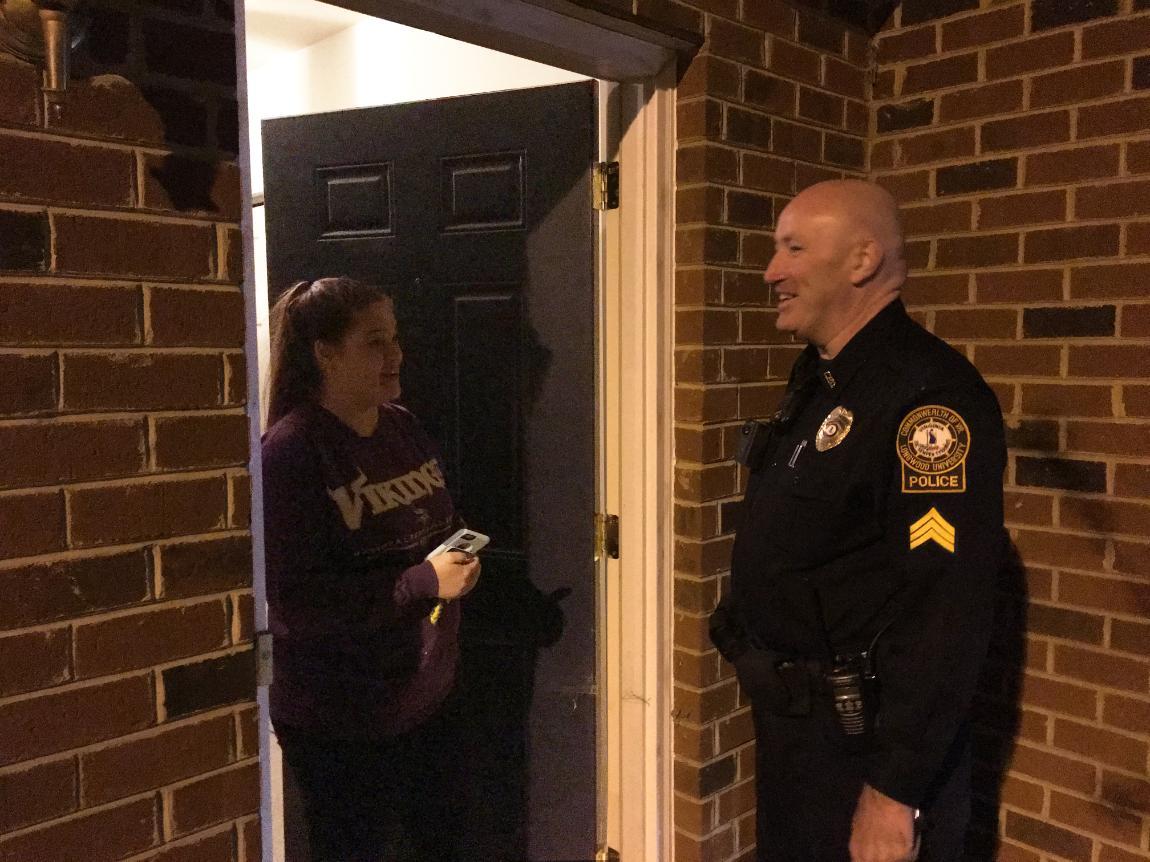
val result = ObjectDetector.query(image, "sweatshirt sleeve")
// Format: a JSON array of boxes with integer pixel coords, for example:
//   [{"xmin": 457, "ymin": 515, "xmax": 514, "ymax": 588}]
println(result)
[
  {"xmin": 262, "ymin": 423, "xmax": 439, "ymax": 644},
  {"xmin": 864, "ymin": 382, "xmax": 1007, "ymax": 807}
]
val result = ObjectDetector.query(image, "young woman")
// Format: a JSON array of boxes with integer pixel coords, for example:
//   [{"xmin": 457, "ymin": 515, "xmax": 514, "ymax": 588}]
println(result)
[{"xmin": 262, "ymin": 276, "xmax": 481, "ymax": 861}]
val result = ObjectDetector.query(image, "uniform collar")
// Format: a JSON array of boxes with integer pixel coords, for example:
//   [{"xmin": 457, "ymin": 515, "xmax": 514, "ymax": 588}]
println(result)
[{"xmin": 816, "ymin": 298, "xmax": 908, "ymax": 397}]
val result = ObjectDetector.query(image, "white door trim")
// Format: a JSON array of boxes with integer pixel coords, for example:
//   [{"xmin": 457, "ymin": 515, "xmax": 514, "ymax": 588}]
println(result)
[{"xmin": 235, "ymin": 5, "xmax": 679, "ymax": 860}]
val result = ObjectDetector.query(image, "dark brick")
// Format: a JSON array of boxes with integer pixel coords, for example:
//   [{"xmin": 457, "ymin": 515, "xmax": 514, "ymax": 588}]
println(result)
[
  {"xmin": 1031, "ymin": 0, "xmax": 1119, "ymax": 32},
  {"xmin": 0, "ymin": 549, "xmax": 150, "ymax": 628},
  {"xmin": 0, "ymin": 491, "xmax": 65, "ymax": 561},
  {"xmin": 217, "ymin": 98, "xmax": 240, "ymax": 155},
  {"xmin": 160, "ymin": 535, "xmax": 253, "ymax": 599},
  {"xmin": 725, "ymin": 106, "xmax": 772, "ymax": 150},
  {"xmin": 0, "ymin": 627, "xmax": 71, "ymax": 698},
  {"xmin": 0, "ymin": 284, "xmax": 141, "ymax": 346},
  {"xmin": 698, "ymin": 755, "xmax": 738, "ymax": 796},
  {"xmin": 796, "ymin": 10, "xmax": 844, "ymax": 54},
  {"xmin": 1024, "ymin": 224, "xmax": 1119, "ymax": 263},
  {"xmin": 1015, "ymin": 457, "xmax": 1107, "ymax": 493},
  {"xmin": 877, "ymin": 25, "xmax": 936, "ymax": 64},
  {"xmin": 1028, "ymin": 604, "xmax": 1104, "ymax": 645},
  {"xmin": 1135, "ymin": 57, "xmax": 1150, "ymax": 91},
  {"xmin": 1023, "ymin": 305, "xmax": 1116, "ymax": 338},
  {"xmin": 771, "ymin": 119, "xmax": 821, "ymax": 160},
  {"xmin": 144, "ymin": 20, "xmax": 236, "ymax": 86},
  {"xmin": 0, "ymin": 353, "xmax": 57, "ymax": 415},
  {"xmin": 80, "ymin": 7, "xmax": 131, "ymax": 67},
  {"xmin": 744, "ymin": 71, "xmax": 796, "ymax": 115},
  {"xmin": 0, "ymin": 210, "xmax": 49, "ymax": 271},
  {"xmin": 0, "ymin": 758, "xmax": 77, "ymax": 833},
  {"xmin": 726, "ymin": 191, "xmax": 773, "ymax": 228},
  {"xmin": 162, "ymin": 649, "xmax": 256, "ymax": 718},
  {"xmin": 142, "ymin": 86, "xmax": 209, "ymax": 148},
  {"xmin": 936, "ymin": 159, "xmax": 1017, "ymax": 196},
  {"xmin": 1005, "ymin": 420, "xmax": 1059, "ymax": 451},
  {"xmin": 0, "ymin": 55, "xmax": 39, "ymax": 126},
  {"xmin": 798, "ymin": 87, "xmax": 843, "ymax": 127},
  {"xmin": 900, "ymin": 0, "xmax": 978, "ymax": 25},
  {"xmin": 143, "ymin": 155, "xmax": 242, "ymax": 219},
  {"xmin": 877, "ymin": 100, "xmax": 934, "ymax": 134},
  {"xmin": 1005, "ymin": 812, "xmax": 1093, "ymax": 862},
  {"xmin": 902, "ymin": 53, "xmax": 979, "ymax": 96},
  {"xmin": 824, "ymin": 133, "xmax": 865, "ymax": 170}
]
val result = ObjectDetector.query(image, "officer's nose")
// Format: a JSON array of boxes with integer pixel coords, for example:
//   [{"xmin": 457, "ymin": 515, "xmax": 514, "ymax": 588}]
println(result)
[{"xmin": 764, "ymin": 252, "xmax": 786, "ymax": 289}]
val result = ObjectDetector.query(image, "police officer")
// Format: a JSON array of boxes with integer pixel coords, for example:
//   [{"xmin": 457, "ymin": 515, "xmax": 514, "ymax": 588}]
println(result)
[{"xmin": 710, "ymin": 180, "xmax": 1006, "ymax": 862}]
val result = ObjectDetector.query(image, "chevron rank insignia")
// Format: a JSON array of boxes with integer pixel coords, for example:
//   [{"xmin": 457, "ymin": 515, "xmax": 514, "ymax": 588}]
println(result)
[{"xmin": 909, "ymin": 508, "xmax": 956, "ymax": 553}]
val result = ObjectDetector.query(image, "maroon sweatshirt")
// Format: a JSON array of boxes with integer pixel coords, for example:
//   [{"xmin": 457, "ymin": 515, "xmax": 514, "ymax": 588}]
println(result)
[{"xmin": 262, "ymin": 401, "xmax": 461, "ymax": 738}]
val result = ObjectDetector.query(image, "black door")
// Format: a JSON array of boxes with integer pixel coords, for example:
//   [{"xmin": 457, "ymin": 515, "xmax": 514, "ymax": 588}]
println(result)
[{"xmin": 263, "ymin": 81, "xmax": 598, "ymax": 861}]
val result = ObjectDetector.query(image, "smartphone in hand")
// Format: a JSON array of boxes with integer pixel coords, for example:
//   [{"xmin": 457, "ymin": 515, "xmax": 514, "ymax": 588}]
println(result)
[{"xmin": 426, "ymin": 528, "xmax": 489, "ymax": 560}]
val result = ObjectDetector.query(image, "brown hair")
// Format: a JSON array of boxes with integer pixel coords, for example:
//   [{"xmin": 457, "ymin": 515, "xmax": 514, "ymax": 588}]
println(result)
[{"xmin": 265, "ymin": 276, "xmax": 391, "ymax": 426}]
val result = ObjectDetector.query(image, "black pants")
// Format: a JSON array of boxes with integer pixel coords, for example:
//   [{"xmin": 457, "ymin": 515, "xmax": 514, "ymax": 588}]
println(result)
[
  {"xmin": 277, "ymin": 703, "xmax": 463, "ymax": 862},
  {"xmin": 752, "ymin": 701, "xmax": 971, "ymax": 862}
]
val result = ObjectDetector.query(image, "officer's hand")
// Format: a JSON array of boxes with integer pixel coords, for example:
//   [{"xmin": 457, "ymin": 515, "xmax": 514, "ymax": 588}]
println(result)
[{"xmin": 849, "ymin": 784, "xmax": 917, "ymax": 862}]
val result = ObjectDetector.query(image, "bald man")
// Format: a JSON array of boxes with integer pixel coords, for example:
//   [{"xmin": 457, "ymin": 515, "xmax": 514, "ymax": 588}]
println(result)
[{"xmin": 710, "ymin": 181, "xmax": 1006, "ymax": 862}]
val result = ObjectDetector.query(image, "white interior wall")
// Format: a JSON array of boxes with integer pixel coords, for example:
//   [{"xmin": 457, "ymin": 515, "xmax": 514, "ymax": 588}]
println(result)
[{"xmin": 246, "ymin": 7, "xmax": 589, "ymax": 422}]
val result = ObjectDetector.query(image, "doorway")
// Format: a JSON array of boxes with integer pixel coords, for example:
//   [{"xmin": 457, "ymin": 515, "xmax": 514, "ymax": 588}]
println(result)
[{"xmin": 237, "ymin": 2, "xmax": 681, "ymax": 859}]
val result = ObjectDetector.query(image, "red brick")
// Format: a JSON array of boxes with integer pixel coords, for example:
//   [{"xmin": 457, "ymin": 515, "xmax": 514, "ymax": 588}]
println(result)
[
  {"xmin": 0, "ymin": 758, "xmax": 77, "ymax": 833},
  {"xmin": 0, "ymin": 490, "xmax": 65, "ymax": 560},
  {"xmin": 1031, "ymin": 61, "xmax": 1125, "ymax": 110},
  {"xmin": 154, "ymin": 413, "xmax": 249, "ymax": 470},
  {"xmin": 675, "ymin": 268, "xmax": 723, "ymax": 306},
  {"xmin": 1115, "ymin": 463, "xmax": 1150, "ymax": 498},
  {"xmin": 225, "ymin": 352, "xmax": 246, "ymax": 406},
  {"xmin": 1122, "ymin": 304, "xmax": 1150, "ymax": 337},
  {"xmin": 677, "ymin": 98, "xmax": 723, "ymax": 142},
  {"xmin": 69, "ymin": 476, "xmax": 228, "ymax": 548},
  {"xmin": 1022, "ymin": 383, "xmax": 1111, "ymax": 417},
  {"xmin": 148, "ymin": 287, "xmax": 245, "ymax": 347},
  {"xmin": 1099, "ymin": 844, "xmax": 1150, "ymax": 862},
  {"xmin": 0, "ymin": 419, "xmax": 146, "ymax": 489},
  {"xmin": 877, "ymin": 24, "xmax": 937, "ymax": 64},
  {"xmin": 1060, "ymin": 569, "xmax": 1150, "ymax": 616},
  {"xmin": 54, "ymin": 75, "xmax": 169, "ymax": 144},
  {"xmin": 1052, "ymin": 719, "xmax": 1149, "ymax": 773},
  {"xmin": 678, "ymin": 144, "xmax": 739, "ymax": 185},
  {"xmin": 824, "ymin": 58, "xmax": 865, "ymax": 101},
  {"xmin": 0, "ymin": 283, "xmax": 141, "ymax": 346},
  {"xmin": 1066, "ymin": 421, "xmax": 1150, "ymax": 456},
  {"xmin": 62, "ymin": 352, "xmax": 221, "ymax": 411},
  {"xmin": 1055, "ymin": 644, "xmax": 1150, "ymax": 694},
  {"xmin": 975, "ymin": 269, "xmax": 1063, "ymax": 304},
  {"xmin": 677, "ymin": 308, "xmax": 740, "ymax": 344},
  {"xmin": 1126, "ymin": 385, "xmax": 1150, "ymax": 418},
  {"xmin": 679, "ymin": 55, "xmax": 741, "ymax": 100},
  {"xmin": 54, "ymin": 215, "xmax": 216, "ymax": 280},
  {"xmin": 999, "ymin": 775, "xmax": 1045, "ymax": 813},
  {"xmin": 80, "ymin": 715, "xmax": 233, "ymax": 806},
  {"xmin": 1130, "ymin": 140, "xmax": 1150, "ymax": 175},
  {"xmin": 874, "ymin": 170, "xmax": 930, "ymax": 204},
  {"xmin": 723, "ymin": 270, "xmax": 769, "ymax": 306},
  {"xmin": 978, "ymin": 191, "xmax": 1066, "ymax": 229},
  {"xmin": 1076, "ymin": 179, "xmax": 1150, "ymax": 220},
  {"xmin": 743, "ymin": 70, "xmax": 796, "ymax": 117},
  {"xmin": 0, "ymin": 352, "xmax": 57, "ymax": 415},
  {"xmin": 1128, "ymin": 221, "xmax": 1150, "ymax": 255},
  {"xmin": 237, "ymin": 705, "xmax": 259, "ymax": 758},
  {"xmin": 0, "ymin": 627, "xmax": 71, "ymax": 699},
  {"xmin": 941, "ymin": 5, "xmax": 1024, "ymax": 50},
  {"xmin": 1082, "ymin": 14, "xmax": 1150, "ymax": 59},
  {"xmin": 0, "ymin": 796, "xmax": 159, "ymax": 862},
  {"xmin": 1008, "ymin": 742, "xmax": 1098, "ymax": 795},
  {"xmin": 75, "ymin": 599, "xmax": 229, "ymax": 679},
  {"xmin": 986, "ymin": 32, "xmax": 1075, "ymax": 79},
  {"xmin": 220, "ymin": 225, "xmax": 244, "ymax": 284},
  {"xmin": 0, "ymin": 55, "xmax": 39, "ymax": 126},
  {"xmin": 1004, "ymin": 491, "xmax": 1054, "ymax": 527},
  {"xmin": 770, "ymin": 118, "xmax": 821, "ymax": 161},
  {"xmin": 230, "ymin": 473, "xmax": 251, "ymax": 529},
  {"xmin": 1004, "ymin": 811, "xmax": 1093, "ymax": 862},
  {"xmin": 936, "ymin": 234, "xmax": 1020, "ymax": 269},
  {"xmin": 1014, "ymin": 530, "xmax": 1108, "ymax": 571},
  {"xmin": 1027, "ymin": 144, "xmax": 1120, "ymax": 185},
  {"xmin": 797, "ymin": 87, "xmax": 843, "ymax": 128},
  {"xmin": 940, "ymin": 81, "xmax": 1023, "ymax": 122},
  {"xmin": 143, "ymin": 829, "xmax": 236, "ymax": 862},
  {"xmin": 741, "ymin": 1, "xmax": 795, "ymax": 37},
  {"xmin": 769, "ymin": 38, "xmax": 819, "ymax": 84},
  {"xmin": 1079, "ymin": 95, "xmax": 1150, "ymax": 139},
  {"xmin": 901, "ymin": 273, "xmax": 969, "ymax": 306},
  {"xmin": 1024, "ymin": 225, "xmax": 1120, "ymax": 263},
  {"xmin": 708, "ymin": 18, "xmax": 764, "ymax": 66},
  {"xmin": 1102, "ymin": 694, "xmax": 1150, "ymax": 735},
  {"xmin": 1100, "ymin": 771, "xmax": 1150, "ymax": 821},
  {"xmin": 1022, "ymin": 673, "xmax": 1098, "ymax": 719},
  {"xmin": 975, "ymin": 344, "xmax": 1060, "ymax": 377},
  {"xmin": 169, "ymin": 761, "xmax": 261, "ymax": 836},
  {"xmin": 983, "ymin": 111, "xmax": 1072, "ymax": 153},
  {"xmin": 676, "ymin": 386, "xmax": 740, "ymax": 423},
  {"xmin": 0, "ymin": 134, "xmax": 133, "ymax": 209},
  {"xmin": 635, "ymin": 0, "xmax": 703, "ymax": 32},
  {"xmin": 902, "ymin": 52, "xmax": 979, "ymax": 96},
  {"xmin": 1067, "ymin": 344, "xmax": 1150, "ymax": 378},
  {"xmin": 240, "ymin": 815, "xmax": 261, "ymax": 862},
  {"xmin": 0, "ymin": 674, "xmax": 154, "ymax": 766},
  {"xmin": 897, "ymin": 126, "xmax": 976, "ymax": 167}
]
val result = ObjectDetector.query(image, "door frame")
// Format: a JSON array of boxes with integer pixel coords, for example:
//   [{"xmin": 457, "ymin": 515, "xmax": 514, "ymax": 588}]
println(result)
[{"xmin": 234, "ymin": 4, "xmax": 680, "ymax": 859}]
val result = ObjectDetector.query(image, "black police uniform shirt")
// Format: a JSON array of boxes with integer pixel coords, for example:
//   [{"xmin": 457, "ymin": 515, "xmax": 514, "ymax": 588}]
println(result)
[{"xmin": 727, "ymin": 298, "xmax": 1007, "ymax": 809}]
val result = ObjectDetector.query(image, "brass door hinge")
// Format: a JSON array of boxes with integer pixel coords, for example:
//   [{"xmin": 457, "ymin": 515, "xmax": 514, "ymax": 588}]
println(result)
[
  {"xmin": 596, "ymin": 847, "xmax": 620, "ymax": 862},
  {"xmin": 593, "ymin": 161, "xmax": 620, "ymax": 210},
  {"xmin": 595, "ymin": 513, "xmax": 620, "ymax": 560}
]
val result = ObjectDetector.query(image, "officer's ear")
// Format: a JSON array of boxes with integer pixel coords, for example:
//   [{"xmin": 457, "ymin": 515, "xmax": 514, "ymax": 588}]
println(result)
[{"xmin": 849, "ymin": 237, "xmax": 883, "ymax": 287}]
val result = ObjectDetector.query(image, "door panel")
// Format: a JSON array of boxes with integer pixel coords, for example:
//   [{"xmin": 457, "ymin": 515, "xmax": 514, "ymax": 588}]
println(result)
[{"xmin": 264, "ymin": 81, "xmax": 598, "ymax": 861}]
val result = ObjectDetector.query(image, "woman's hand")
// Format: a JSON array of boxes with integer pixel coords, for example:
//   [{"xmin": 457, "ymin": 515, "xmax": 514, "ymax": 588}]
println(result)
[{"xmin": 430, "ymin": 551, "xmax": 481, "ymax": 600}]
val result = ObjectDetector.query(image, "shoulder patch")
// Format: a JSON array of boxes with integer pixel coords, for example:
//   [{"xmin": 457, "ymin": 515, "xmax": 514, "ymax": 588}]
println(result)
[{"xmin": 897, "ymin": 404, "xmax": 970, "ymax": 494}]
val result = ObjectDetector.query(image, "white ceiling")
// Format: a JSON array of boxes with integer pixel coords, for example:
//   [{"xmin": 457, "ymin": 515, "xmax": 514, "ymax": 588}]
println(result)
[{"xmin": 244, "ymin": 0, "xmax": 368, "ymax": 69}]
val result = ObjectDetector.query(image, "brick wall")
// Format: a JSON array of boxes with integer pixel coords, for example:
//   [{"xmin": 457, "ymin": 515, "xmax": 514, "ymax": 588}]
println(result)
[
  {"xmin": 667, "ymin": 3, "xmax": 870, "ymax": 860},
  {"xmin": 0, "ymin": 1, "xmax": 258, "ymax": 859},
  {"xmin": 872, "ymin": 1, "xmax": 1150, "ymax": 860}
]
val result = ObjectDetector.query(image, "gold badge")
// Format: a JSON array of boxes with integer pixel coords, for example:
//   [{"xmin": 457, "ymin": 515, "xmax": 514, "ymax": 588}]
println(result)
[
  {"xmin": 816, "ymin": 406, "xmax": 854, "ymax": 452},
  {"xmin": 897, "ymin": 405, "xmax": 970, "ymax": 493},
  {"xmin": 910, "ymin": 508, "xmax": 956, "ymax": 553}
]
